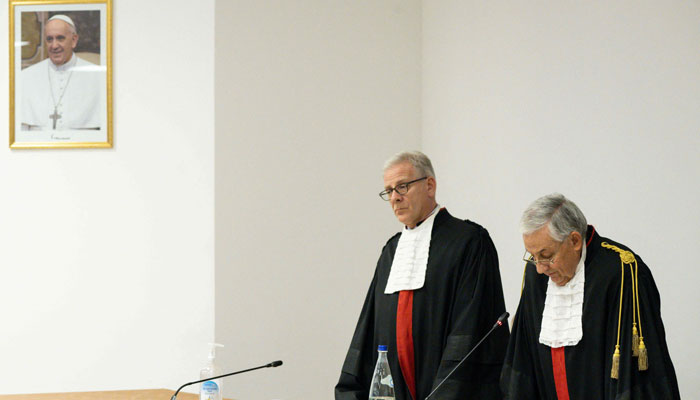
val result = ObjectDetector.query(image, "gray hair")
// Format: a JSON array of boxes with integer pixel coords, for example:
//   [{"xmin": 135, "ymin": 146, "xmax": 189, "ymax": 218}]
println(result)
[
  {"xmin": 383, "ymin": 151, "xmax": 435, "ymax": 178},
  {"xmin": 520, "ymin": 193, "xmax": 587, "ymax": 241}
]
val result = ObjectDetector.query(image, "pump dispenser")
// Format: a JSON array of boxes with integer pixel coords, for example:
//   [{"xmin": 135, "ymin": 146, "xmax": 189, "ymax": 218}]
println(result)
[{"xmin": 200, "ymin": 343, "xmax": 224, "ymax": 400}]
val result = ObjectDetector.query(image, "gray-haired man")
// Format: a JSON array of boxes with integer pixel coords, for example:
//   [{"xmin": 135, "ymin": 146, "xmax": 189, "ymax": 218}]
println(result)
[
  {"xmin": 336, "ymin": 151, "xmax": 509, "ymax": 400},
  {"xmin": 501, "ymin": 193, "xmax": 680, "ymax": 399}
]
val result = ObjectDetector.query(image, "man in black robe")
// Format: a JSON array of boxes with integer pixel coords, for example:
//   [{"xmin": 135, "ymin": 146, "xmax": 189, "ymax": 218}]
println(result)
[
  {"xmin": 501, "ymin": 193, "xmax": 680, "ymax": 399},
  {"xmin": 335, "ymin": 151, "xmax": 509, "ymax": 400}
]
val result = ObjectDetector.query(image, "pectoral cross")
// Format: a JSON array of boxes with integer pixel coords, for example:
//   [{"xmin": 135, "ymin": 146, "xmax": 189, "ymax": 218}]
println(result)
[{"xmin": 49, "ymin": 107, "xmax": 62, "ymax": 130}]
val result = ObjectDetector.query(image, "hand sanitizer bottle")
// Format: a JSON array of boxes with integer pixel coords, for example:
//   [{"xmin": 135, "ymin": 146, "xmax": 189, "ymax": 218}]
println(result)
[{"xmin": 200, "ymin": 343, "xmax": 224, "ymax": 400}]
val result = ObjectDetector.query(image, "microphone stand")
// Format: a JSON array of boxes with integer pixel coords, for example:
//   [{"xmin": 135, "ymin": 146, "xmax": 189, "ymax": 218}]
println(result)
[
  {"xmin": 424, "ymin": 312, "xmax": 509, "ymax": 400},
  {"xmin": 171, "ymin": 360, "xmax": 283, "ymax": 400}
]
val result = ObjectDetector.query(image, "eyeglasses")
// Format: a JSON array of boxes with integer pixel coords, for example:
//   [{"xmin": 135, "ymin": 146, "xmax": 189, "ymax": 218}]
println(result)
[
  {"xmin": 522, "ymin": 241, "xmax": 564, "ymax": 267},
  {"xmin": 379, "ymin": 177, "xmax": 427, "ymax": 201}
]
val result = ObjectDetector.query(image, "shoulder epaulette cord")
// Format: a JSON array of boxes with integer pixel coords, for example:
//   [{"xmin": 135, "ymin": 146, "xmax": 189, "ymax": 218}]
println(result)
[
  {"xmin": 520, "ymin": 261, "xmax": 528, "ymax": 295},
  {"xmin": 601, "ymin": 242, "xmax": 648, "ymax": 379}
]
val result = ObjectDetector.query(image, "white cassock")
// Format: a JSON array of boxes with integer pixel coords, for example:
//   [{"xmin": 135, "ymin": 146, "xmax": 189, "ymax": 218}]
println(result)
[{"xmin": 20, "ymin": 54, "xmax": 102, "ymax": 130}]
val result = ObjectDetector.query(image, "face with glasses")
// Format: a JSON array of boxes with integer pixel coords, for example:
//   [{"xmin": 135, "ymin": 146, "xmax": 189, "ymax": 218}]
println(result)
[
  {"xmin": 381, "ymin": 162, "xmax": 436, "ymax": 228},
  {"xmin": 522, "ymin": 225, "xmax": 583, "ymax": 286}
]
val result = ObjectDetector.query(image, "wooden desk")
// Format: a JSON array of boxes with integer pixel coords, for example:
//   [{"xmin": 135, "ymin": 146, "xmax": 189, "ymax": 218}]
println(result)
[{"xmin": 0, "ymin": 389, "xmax": 232, "ymax": 400}]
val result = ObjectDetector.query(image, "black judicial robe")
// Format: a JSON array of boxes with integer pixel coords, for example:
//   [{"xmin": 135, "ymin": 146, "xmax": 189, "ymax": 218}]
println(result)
[
  {"xmin": 500, "ymin": 226, "xmax": 680, "ymax": 399},
  {"xmin": 336, "ymin": 209, "xmax": 509, "ymax": 400}
]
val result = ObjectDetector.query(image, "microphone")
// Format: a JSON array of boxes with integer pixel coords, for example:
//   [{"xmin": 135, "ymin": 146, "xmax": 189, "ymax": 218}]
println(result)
[
  {"xmin": 424, "ymin": 312, "xmax": 509, "ymax": 400},
  {"xmin": 171, "ymin": 360, "xmax": 283, "ymax": 400}
]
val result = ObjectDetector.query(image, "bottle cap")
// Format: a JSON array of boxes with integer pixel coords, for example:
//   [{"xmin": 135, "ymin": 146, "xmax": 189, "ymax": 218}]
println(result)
[{"xmin": 377, "ymin": 345, "xmax": 388, "ymax": 351}]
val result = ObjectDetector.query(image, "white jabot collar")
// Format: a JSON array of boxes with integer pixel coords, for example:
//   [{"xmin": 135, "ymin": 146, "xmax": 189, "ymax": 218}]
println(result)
[
  {"xmin": 384, "ymin": 205, "xmax": 440, "ymax": 294},
  {"xmin": 539, "ymin": 243, "xmax": 586, "ymax": 348}
]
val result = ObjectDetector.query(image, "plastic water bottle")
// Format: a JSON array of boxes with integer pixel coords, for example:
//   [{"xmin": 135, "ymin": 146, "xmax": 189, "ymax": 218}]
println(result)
[{"xmin": 369, "ymin": 345, "xmax": 395, "ymax": 400}]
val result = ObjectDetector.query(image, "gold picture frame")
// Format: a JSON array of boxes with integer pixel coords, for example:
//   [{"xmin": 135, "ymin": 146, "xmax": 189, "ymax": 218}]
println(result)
[{"xmin": 9, "ymin": 0, "xmax": 112, "ymax": 149}]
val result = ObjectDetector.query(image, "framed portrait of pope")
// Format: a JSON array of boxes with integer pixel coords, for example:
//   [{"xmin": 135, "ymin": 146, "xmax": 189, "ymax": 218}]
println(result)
[{"xmin": 10, "ymin": 0, "xmax": 112, "ymax": 149}]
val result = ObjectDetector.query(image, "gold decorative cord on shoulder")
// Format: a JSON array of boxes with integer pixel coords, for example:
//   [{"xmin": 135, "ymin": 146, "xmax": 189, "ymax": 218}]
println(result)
[
  {"xmin": 520, "ymin": 261, "xmax": 528, "ymax": 295},
  {"xmin": 601, "ymin": 242, "xmax": 648, "ymax": 380}
]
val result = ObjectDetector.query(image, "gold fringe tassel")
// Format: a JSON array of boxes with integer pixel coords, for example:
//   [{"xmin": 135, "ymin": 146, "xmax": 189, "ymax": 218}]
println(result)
[
  {"xmin": 630, "ymin": 263, "xmax": 640, "ymax": 357},
  {"xmin": 611, "ymin": 345, "xmax": 621, "ymax": 379},
  {"xmin": 638, "ymin": 337, "xmax": 648, "ymax": 371},
  {"xmin": 633, "ymin": 260, "xmax": 648, "ymax": 370}
]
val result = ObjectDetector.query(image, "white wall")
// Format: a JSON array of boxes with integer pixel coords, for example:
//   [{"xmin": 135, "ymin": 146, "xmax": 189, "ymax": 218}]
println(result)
[
  {"xmin": 423, "ymin": 1, "xmax": 700, "ymax": 398},
  {"xmin": 214, "ymin": 1, "xmax": 421, "ymax": 399},
  {"xmin": 0, "ymin": 0, "xmax": 215, "ymax": 394},
  {"xmin": 3, "ymin": 1, "xmax": 696, "ymax": 397}
]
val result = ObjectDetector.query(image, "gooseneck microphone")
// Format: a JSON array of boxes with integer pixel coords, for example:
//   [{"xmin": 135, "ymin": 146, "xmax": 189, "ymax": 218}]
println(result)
[
  {"xmin": 171, "ymin": 360, "xmax": 283, "ymax": 400},
  {"xmin": 424, "ymin": 312, "xmax": 509, "ymax": 400}
]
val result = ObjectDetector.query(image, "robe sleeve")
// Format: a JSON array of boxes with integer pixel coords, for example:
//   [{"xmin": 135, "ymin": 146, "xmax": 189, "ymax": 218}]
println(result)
[
  {"xmin": 500, "ymin": 266, "xmax": 545, "ymax": 399},
  {"xmin": 335, "ymin": 269, "xmax": 378, "ymax": 400},
  {"xmin": 429, "ymin": 227, "xmax": 509, "ymax": 398},
  {"xmin": 609, "ymin": 258, "xmax": 680, "ymax": 399}
]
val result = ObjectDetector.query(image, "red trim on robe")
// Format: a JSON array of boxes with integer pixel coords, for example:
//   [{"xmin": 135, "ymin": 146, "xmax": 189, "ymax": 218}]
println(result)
[
  {"xmin": 551, "ymin": 347, "xmax": 570, "ymax": 400},
  {"xmin": 396, "ymin": 290, "xmax": 416, "ymax": 400},
  {"xmin": 587, "ymin": 226, "xmax": 595, "ymax": 246}
]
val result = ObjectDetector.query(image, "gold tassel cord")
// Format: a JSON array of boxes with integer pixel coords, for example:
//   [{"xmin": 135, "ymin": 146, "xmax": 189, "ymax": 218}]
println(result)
[
  {"xmin": 602, "ymin": 242, "xmax": 638, "ymax": 379},
  {"xmin": 601, "ymin": 243, "xmax": 650, "ymax": 373},
  {"xmin": 638, "ymin": 337, "xmax": 648, "ymax": 371},
  {"xmin": 520, "ymin": 261, "xmax": 528, "ymax": 295},
  {"xmin": 611, "ymin": 345, "xmax": 621, "ymax": 380},
  {"xmin": 611, "ymin": 255, "xmax": 624, "ymax": 379},
  {"xmin": 634, "ymin": 259, "xmax": 648, "ymax": 371},
  {"xmin": 630, "ymin": 263, "xmax": 639, "ymax": 357},
  {"xmin": 514, "ymin": 261, "xmax": 528, "ymax": 330}
]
